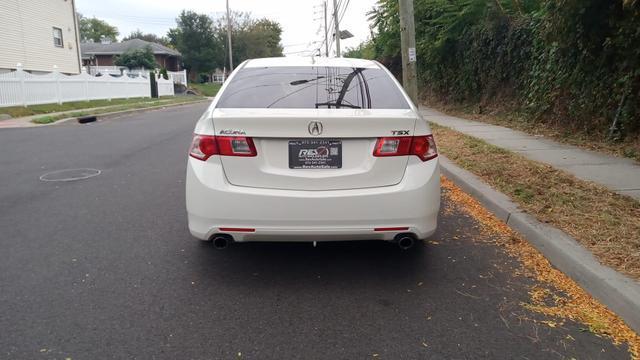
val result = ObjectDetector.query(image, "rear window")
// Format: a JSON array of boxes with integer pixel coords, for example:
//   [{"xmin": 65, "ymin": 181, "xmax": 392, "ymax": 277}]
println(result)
[{"xmin": 215, "ymin": 66, "xmax": 410, "ymax": 109}]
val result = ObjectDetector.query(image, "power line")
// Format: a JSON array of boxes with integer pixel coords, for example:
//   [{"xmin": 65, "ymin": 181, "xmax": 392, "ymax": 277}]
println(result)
[
  {"xmin": 301, "ymin": 1, "xmax": 331, "ymax": 57},
  {"xmin": 326, "ymin": 0, "xmax": 352, "ymax": 56},
  {"xmin": 282, "ymin": 42, "xmax": 310, "ymax": 48},
  {"xmin": 329, "ymin": 0, "xmax": 342, "ymax": 54},
  {"xmin": 308, "ymin": 0, "xmax": 348, "ymax": 57},
  {"xmin": 338, "ymin": 0, "xmax": 351, "ymax": 25},
  {"xmin": 283, "ymin": 49, "xmax": 316, "ymax": 55}
]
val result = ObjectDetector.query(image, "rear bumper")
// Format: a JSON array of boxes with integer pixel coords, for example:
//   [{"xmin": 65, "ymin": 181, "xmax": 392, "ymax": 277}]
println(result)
[{"xmin": 185, "ymin": 156, "xmax": 440, "ymax": 242}]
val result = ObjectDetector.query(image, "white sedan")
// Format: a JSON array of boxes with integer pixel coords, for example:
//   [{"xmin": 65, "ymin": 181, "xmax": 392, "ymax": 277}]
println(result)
[{"xmin": 186, "ymin": 57, "xmax": 440, "ymax": 249}]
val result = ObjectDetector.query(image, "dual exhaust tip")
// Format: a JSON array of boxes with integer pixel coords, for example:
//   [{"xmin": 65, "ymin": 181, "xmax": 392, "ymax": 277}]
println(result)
[
  {"xmin": 212, "ymin": 235, "xmax": 233, "ymax": 249},
  {"xmin": 395, "ymin": 234, "xmax": 416, "ymax": 250},
  {"xmin": 210, "ymin": 233, "xmax": 417, "ymax": 250}
]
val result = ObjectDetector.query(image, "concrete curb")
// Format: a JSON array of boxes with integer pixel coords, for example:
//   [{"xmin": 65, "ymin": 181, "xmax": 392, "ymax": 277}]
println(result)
[
  {"xmin": 50, "ymin": 99, "xmax": 210, "ymax": 127},
  {"xmin": 439, "ymin": 155, "xmax": 640, "ymax": 333}
]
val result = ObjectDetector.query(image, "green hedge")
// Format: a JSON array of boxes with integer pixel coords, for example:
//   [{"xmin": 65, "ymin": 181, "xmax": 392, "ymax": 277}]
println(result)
[{"xmin": 351, "ymin": 0, "xmax": 640, "ymax": 137}]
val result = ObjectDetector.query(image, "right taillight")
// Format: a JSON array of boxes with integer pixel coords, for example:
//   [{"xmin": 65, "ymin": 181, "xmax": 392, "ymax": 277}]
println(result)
[
  {"xmin": 410, "ymin": 135, "xmax": 438, "ymax": 161},
  {"xmin": 373, "ymin": 135, "xmax": 437, "ymax": 162},
  {"xmin": 189, "ymin": 134, "xmax": 257, "ymax": 161}
]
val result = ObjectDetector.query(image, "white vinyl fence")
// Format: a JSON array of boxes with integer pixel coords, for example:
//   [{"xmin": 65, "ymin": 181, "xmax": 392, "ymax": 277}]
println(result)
[
  {"xmin": 167, "ymin": 70, "xmax": 188, "ymax": 86},
  {"xmin": 87, "ymin": 67, "xmax": 187, "ymax": 86},
  {"xmin": 86, "ymin": 66, "xmax": 126, "ymax": 76},
  {"xmin": 157, "ymin": 76, "xmax": 175, "ymax": 96},
  {"xmin": 0, "ymin": 64, "xmax": 174, "ymax": 108}
]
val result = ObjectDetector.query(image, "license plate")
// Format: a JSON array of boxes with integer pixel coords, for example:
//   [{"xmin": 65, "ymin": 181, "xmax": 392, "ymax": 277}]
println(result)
[{"xmin": 289, "ymin": 139, "xmax": 342, "ymax": 169}]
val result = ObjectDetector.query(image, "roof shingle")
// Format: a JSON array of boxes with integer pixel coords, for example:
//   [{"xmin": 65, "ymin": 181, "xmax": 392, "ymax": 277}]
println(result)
[{"xmin": 81, "ymin": 39, "xmax": 181, "ymax": 57}]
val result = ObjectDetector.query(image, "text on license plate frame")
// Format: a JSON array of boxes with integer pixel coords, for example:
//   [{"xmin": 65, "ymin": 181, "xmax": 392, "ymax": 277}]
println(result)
[{"xmin": 288, "ymin": 139, "xmax": 342, "ymax": 169}]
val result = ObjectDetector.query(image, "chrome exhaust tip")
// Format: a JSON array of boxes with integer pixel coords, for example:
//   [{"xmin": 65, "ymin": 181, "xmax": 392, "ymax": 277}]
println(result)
[
  {"xmin": 212, "ymin": 235, "xmax": 233, "ymax": 250},
  {"xmin": 395, "ymin": 234, "xmax": 416, "ymax": 250}
]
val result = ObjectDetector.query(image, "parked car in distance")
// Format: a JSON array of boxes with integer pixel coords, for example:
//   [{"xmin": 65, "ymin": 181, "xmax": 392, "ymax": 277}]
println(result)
[{"xmin": 186, "ymin": 57, "xmax": 440, "ymax": 250}]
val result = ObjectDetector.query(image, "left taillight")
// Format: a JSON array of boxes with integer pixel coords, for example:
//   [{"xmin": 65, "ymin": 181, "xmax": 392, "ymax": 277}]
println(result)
[
  {"xmin": 215, "ymin": 136, "xmax": 257, "ymax": 157},
  {"xmin": 373, "ymin": 135, "xmax": 438, "ymax": 162},
  {"xmin": 189, "ymin": 134, "xmax": 218, "ymax": 161},
  {"xmin": 189, "ymin": 134, "xmax": 257, "ymax": 161}
]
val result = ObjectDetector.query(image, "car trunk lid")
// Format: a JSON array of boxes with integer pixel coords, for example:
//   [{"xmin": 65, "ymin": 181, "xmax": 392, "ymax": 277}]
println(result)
[{"xmin": 212, "ymin": 108, "xmax": 417, "ymax": 191}]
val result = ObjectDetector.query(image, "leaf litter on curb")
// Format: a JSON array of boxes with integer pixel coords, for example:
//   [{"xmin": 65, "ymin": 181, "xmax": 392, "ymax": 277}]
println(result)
[{"xmin": 442, "ymin": 176, "xmax": 640, "ymax": 359}]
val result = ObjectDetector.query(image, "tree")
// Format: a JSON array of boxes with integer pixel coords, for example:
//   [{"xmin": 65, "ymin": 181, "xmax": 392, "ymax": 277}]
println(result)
[
  {"xmin": 214, "ymin": 12, "xmax": 284, "ymax": 67},
  {"xmin": 123, "ymin": 29, "xmax": 171, "ymax": 46},
  {"xmin": 343, "ymin": 41, "xmax": 376, "ymax": 59},
  {"xmin": 114, "ymin": 45, "xmax": 157, "ymax": 69},
  {"xmin": 362, "ymin": 0, "xmax": 640, "ymax": 137},
  {"xmin": 168, "ymin": 11, "xmax": 222, "ymax": 80},
  {"xmin": 244, "ymin": 19, "xmax": 284, "ymax": 58},
  {"xmin": 77, "ymin": 13, "xmax": 119, "ymax": 43}
]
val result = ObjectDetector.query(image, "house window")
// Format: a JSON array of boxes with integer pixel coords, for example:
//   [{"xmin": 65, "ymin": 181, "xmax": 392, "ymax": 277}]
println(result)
[{"xmin": 53, "ymin": 27, "xmax": 63, "ymax": 47}]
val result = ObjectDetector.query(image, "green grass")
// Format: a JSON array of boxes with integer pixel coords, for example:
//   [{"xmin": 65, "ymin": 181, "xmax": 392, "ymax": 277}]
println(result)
[
  {"xmin": 0, "ymin": 97, "xmax": 186, "ymax": 118},
  {"xmin": 31, "ymin": 96, "xmax": 206, "ymax": 124},
  {"xmin": 31, "ymin": 115, "xmax": 61, "ymax": 124},
  {"xmin": 431, "ymin": 122, "xmax": 640, "ymax": 280},
  {"xmin": 190, "ymin": 82, "xmax": 222, "ymax": 97}
]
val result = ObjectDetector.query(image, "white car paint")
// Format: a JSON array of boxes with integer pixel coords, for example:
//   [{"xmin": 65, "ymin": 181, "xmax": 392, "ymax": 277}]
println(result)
[{"xmin": 186, "ymin": 57, "xmax": 440, "ymax": 244}]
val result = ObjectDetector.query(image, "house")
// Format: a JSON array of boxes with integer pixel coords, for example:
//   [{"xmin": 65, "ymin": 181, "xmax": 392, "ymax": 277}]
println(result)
[
  {"xmin": 0, "ymin": 0, "xmax": 82, "ymax": 74},
  {"xmin": 81, "ymin": 39, "xmax": 182, "ymax": 72}
]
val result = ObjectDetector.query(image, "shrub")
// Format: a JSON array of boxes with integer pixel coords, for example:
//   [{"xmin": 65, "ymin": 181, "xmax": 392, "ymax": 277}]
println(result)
[
  {"xmin": 158, "ymin": 68, "xmax": 169, "ymax": 80},
  {"xmin": 198, "ymin": 72, "xmax": 210, "ymax": 83},
  {"xmin": 365, "ymin": 0, "xmax": 640, "ymax": 138},
  {"xmin": 114, "ymin": 45, "xmax": 157, "ymax": 70}
]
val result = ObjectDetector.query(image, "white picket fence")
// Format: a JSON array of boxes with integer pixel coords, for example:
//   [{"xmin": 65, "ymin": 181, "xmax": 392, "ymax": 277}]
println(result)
[{"xmin": 0, "ymin": 64, "xmax": 175, "ymax": 108}]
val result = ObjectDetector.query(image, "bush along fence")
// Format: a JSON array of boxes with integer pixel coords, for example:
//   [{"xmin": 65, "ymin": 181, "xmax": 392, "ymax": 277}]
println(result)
[{"xmin": 0, "ymin": 64, "xmax": 175, "ymax": 108}]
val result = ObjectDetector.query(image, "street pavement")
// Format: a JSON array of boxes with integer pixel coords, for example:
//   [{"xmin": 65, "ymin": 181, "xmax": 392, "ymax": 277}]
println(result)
[
  {"xmin": 420, "ymin": 106, "xmax": 640, "ymax": 200},
  {"xmin": 0, "ymin": 103, "xmax": 629, "ymax": 359}
]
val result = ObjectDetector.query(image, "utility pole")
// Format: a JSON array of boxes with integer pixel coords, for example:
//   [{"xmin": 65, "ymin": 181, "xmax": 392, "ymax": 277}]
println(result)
[
  {"xmin": 226, "ymin": 0, "xmax": 234, "ymax": 72},
  {"xmin": 332, "ymin": 0, "xmax": 341, "ymax": 57},
  {"xmin": 398, "ymin": 0, "xmax": 418, "ymax": 104},
  {"xmin": 323, "ymin": 1, "xmax": 329, "ymax": 57}
]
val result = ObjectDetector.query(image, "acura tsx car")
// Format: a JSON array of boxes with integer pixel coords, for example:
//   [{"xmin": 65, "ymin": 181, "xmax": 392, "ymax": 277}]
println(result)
[{"xmin": 186, "ymin": 57, "xmax": 440, "ymax": 249}]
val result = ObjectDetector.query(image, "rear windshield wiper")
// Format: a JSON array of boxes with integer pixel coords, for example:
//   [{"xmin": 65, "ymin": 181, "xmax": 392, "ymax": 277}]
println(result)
[
  {"xmin": 314, "ymin": 101, "xmax": 361, "ymax": 109},
  {"xmin": 290, "ymin": 76, "xmax": 325, "ymax": 86},
  {"xmin": 315, "ymin": 68, "xmax": 364, "ymax": 109}
]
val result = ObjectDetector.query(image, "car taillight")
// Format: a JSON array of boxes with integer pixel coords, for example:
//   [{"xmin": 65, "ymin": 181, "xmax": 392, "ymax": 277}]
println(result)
[
  {"xmin": 410, "ymin": 135, "xmax": 438, "ymax": 161},
  {"xmin": 189, "ymin": 134, "xmax": 257, "ymax": 161},
  {"xmin": 373, "ymin": 135, "xmax": 437, "ymax": 161},
  {"xmin": 216, "ymin": 136, "xmax": 257, "ymax": 157},
  {"xmin": 373, "ymin": 137, "xmax": 413, "ymax": 156},
  {"xmin": 189, "ymin": 134, "xmax": 218, "ymax": 161}
]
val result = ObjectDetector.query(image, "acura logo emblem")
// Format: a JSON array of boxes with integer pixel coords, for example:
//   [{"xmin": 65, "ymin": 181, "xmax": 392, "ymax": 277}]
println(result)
[{"xmin": 308, "ymin": 121, "xmax": 323, "ymax": 136}]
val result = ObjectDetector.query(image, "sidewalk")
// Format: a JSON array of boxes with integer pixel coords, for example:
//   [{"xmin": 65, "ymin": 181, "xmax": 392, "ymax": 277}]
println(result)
[{"xmin": 419, "ymin": 106, "xmax": 640, "ymax": 200}]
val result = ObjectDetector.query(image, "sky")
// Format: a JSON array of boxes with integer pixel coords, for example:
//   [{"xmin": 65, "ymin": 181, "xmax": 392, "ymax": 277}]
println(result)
[{"xmin": 75, "ymin": 0, "xmax": 378, "ymax": 57}]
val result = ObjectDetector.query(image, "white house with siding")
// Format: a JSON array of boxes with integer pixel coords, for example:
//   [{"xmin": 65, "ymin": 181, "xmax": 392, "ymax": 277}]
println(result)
[{"xmin": 0, "ymin": 0, "xmax": 82, "ymax": 74}]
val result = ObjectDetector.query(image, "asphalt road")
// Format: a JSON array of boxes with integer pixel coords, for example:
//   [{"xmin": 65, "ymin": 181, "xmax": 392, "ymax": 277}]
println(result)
[{"xmin": 0, "ymin": 103, "xmax": 628, "ymax": 359}]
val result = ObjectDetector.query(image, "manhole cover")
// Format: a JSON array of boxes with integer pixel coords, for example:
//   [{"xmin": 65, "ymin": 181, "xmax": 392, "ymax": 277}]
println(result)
[{"xmin": 40, "ymin": 168, "xmax": 101, "ymax": 182}]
